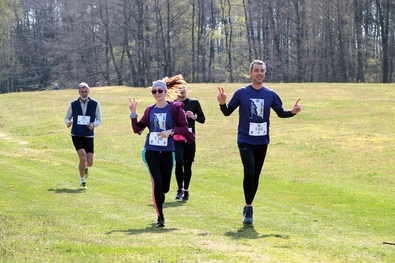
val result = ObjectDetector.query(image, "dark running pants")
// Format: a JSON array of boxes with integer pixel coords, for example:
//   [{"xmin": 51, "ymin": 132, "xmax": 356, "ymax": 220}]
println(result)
[
  {"xmin": 142, "ymin": 149, "xmax": 175, "ymax": 218},
  {"xmin": 174, "ymin": 140, "xmax": 196, "ymax": 190},
  {"xmin": 237, "ymin": 142, "xmax": 268, "ymax": 205}
]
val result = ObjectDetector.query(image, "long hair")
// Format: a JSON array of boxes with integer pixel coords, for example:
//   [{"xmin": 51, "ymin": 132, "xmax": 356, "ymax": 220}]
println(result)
[{"xmin": 162, "ymin": 74, "xmax": 187, "ymax": 98}]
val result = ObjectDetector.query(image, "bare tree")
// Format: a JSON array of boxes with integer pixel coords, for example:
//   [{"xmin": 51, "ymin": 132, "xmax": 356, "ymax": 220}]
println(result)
[
  {"xmin": 219, "ymin": 0, "xmax": 234, "ymax": 82},
  {"xmin": 0, "ymin": 0, "xmax": 19, "ymax": 93},
  {"xmin": 354, "ymin": 0, "xmax": 366, "ymax": 82},
  {"xmin": 375, "ymin": 0, "xmax": 391, "ymax": 83},
  {"xmin": 2, "ymin": 0, "xmax": 395, "ymax": 93}
]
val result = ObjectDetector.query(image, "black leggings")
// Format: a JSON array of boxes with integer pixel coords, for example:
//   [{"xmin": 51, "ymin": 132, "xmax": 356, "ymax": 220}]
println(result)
[
  {"xmin": 174, "ymin": 141, "xmax": 196, "ymax": 190},
  {"xmin": 237, "ymin": 143, "xmax": 268, "ymax": 205},
  {"xmin": 143, "ymin": 149, "xmax": 174, "ymax": 218}
]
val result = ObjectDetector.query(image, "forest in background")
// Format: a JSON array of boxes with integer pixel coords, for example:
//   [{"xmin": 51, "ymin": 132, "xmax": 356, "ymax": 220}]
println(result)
[{"xmin": 0, "ymin": 0, "xmax": 394, "ymax": 93}]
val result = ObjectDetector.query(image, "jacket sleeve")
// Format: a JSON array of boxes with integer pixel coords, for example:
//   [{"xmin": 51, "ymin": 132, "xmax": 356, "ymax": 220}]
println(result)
[
  {"xmin": 131, "ymin": 106, "xmax": 151, "ymax": 134},
  {"xmin": 173, "ymin": 102, "xmax": 196, "ymax": 143}
]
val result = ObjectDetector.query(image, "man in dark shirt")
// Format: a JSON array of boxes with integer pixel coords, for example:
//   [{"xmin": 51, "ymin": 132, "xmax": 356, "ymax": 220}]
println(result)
[
  {"xmin": 173, "ymin": 79, "xmax": 205, "ymax": 201},
  {"xmin": 217, "ymin": 60, "xmax": 301, "ymax": 225}
]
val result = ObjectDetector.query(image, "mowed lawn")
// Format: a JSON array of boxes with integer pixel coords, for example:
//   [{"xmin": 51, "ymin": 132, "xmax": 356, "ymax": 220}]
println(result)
[{"xmin": 0, "ymin": 83, "xmax": 394, "ymax": 263}]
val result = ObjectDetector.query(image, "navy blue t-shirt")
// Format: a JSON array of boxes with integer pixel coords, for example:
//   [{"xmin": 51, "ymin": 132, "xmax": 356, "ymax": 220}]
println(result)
[
  {"xmin": 227, "ymin": 85, "xmax": 283, "ymax": 145},
  {"xmin": 144, "ymin": 104, "xmax": 175, "ymax": 151}
]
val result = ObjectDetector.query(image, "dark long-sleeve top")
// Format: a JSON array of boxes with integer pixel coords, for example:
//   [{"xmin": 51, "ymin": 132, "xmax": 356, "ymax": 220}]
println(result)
[
  {"xmin": 219, "ymin": 84, "xmax": 295, "ymax": 145},
  {"xmin": 179, "ymin": 97, "xmax": 205, "ymax": 135}
]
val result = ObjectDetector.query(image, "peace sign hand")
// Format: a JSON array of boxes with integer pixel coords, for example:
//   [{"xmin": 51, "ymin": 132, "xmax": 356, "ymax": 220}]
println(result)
[
  {"xmin": 217, "ymin": 86, "xmax": 227, "ymax": 105},
  {"xmin": 128, "ymin": 97, "xmax": 137, "ymax": 113},
  {"xmin": 291, "ymin": 98, "xmax": 302, "ymax": 114}
]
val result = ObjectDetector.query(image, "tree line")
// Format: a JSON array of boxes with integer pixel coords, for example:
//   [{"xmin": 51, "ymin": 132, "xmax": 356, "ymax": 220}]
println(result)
[{"xmin": 0, "ymin": 0, "xmax": 394, "ymax": 93}]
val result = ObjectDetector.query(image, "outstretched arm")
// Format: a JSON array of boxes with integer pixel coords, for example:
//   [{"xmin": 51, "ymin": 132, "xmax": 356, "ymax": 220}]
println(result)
[{"xmin": 275, "ymin": 98, "xmax": 302, "ymax": 118}]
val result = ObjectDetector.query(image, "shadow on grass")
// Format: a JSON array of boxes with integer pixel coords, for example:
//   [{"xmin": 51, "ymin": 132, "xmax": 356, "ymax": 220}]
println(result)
[
  {"xmin": 107, "ymin": 225, "xmax": 179, "ymax": 235},
  {"xmin": 147, "ymin": 201, "xmax": 186, "ymax": 208},
  {"xmin": 225, "ymin": 225, "xmax": 290, "ymax": 240},
  {"xmin": 47, "ymin": 188, "xmax": 85, "ymax": 194},
  {"xmin": 164, "ymin": 200, "xmax": 187, "ymax": 208}
]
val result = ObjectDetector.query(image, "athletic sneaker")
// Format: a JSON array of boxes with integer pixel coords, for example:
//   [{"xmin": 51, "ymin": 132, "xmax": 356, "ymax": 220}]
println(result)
[
  {"xmin": 156, "ymin": 216, "xmax": 165, "ymax": 227},
  {"xmin": 175, "ymin": 189, "xmax": 183, "ymax": 200},
  {"xmin": 85, "ymin": 168, "xmax": 89, "ymax": 179},
  {"xmin": 182, "ymin": 190, "xmax": 189, "ymax": 201},
  {"xmin": 80, "ymin": 182, "xmax": 87, "ymax": 190},
  {"xmin": 243, "ymin": 205, "xmax": 253, "ymax": 225}
]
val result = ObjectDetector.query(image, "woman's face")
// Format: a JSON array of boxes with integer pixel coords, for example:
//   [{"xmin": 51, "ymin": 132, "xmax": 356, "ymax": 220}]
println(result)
[{"xmin": 151, "ymin": 86, "xmax": 166, "ymax": 101}]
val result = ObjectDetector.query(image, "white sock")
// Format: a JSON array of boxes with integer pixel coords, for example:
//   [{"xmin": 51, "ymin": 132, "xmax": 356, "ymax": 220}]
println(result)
[{"xmin": 81, "ymin": 177, "xmax": 86, "ymax": 183}]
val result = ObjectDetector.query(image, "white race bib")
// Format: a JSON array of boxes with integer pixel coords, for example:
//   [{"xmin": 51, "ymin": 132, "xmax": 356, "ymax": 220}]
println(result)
[
  {"xmin": 149, "ymin": 132, "xmax": 168, "ymax": 146},
  {"xmin": 249, "ymin": 122, "xmax": 267, "ymax": 136},
  {"xmin": 77, "ymin": 115, "xmax": 90, "ymax": 125}
]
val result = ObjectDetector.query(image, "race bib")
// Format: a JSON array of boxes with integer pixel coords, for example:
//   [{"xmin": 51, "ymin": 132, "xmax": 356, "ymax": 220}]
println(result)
[
  {"xmin": 149, "ymin": 132, "xmax": 168, "ymax": 146},
  {"xmin": 249, "ymin": 122, "xmax": 267, "ymax": 136},
  {"xmin": 77, "ymin": 115, "xmax": 90, "ymax": 125}
]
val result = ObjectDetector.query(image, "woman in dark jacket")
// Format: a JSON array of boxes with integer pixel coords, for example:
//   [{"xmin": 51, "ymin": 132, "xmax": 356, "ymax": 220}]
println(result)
[{"xmin": 129, "ymin": 80, "xmax": 195, "ymax": 227}]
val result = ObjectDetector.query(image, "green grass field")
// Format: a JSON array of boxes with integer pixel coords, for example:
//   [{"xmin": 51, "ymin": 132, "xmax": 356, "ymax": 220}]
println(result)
[{"xmin": 1, "ymin": 83, "xmax": 395, "ymax": 262}]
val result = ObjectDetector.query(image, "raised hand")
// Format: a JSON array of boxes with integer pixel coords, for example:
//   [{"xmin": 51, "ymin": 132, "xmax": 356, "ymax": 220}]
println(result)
[
  {"xmin": 292, "ymin": 98, "xmax": 302, "ymax": 114},
  {"xmin": 217, "ymin": 86, "xmax": 227, "ymax": 105},
  {"xmin": 129, "ymin": 97, "xmax": 137, "ymax": 113}
]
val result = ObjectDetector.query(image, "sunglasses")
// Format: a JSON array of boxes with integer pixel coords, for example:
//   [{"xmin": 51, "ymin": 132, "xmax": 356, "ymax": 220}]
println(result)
[{"xmin": 151, "ymin": 89, "xmax": 164, "ymax": 94}]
